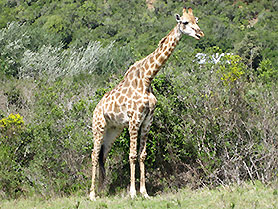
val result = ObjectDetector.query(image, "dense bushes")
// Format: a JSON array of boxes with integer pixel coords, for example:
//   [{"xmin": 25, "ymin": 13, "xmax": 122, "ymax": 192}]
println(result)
[
  {"xmin": 1, "ymin": 46, "xmax": 278, "ymax": 199},
  {"xmin": 1, "ymin": 0, "xmax": 278, "ymax": 199}
]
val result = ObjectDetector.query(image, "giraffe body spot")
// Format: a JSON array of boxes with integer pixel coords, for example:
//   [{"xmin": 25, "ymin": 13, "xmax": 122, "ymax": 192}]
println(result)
[
  {"xmin": 144, "ymin": 62, "xmax": 149, "ymax": 69},
  {"xmin": 132, "ymin": 79, "xmax": 138, "ymax": 88},
  {"xmin": 123, "ymin": 81, "xmax": 129, "ymax": 88},
  {"xmin": 146, "ymin": 70, "xmax": 152, "ymax": 76},
  {"xmin": 127, "ymin": 88, "xmax": 133, "ymax": 97},
  {"xmin": 114, "ymin": 103, "xmax": 120, "ymax": 113},
  {"xmin": 115, "ymin": 92, "xmax": 120, "ymax": 98},
  {"xmin": 155, "ymin": 53, "xmax": 160, "ymax": 60},
  {"xmin": 122, "ymin": 88, "xmax": 127, "ymax": 94},
  {"xmin": 159, "ymin": 56, "xmax": 166, "ymax": 64},
  {"xmin": 118, "ymin": 96, "xmax": 124, "ymax": 103}
]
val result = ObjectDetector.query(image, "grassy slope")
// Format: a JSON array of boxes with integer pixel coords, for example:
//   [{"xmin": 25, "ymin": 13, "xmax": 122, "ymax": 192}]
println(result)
[{"xmin": 1, "ymin": 182, "xmax": 277, "ymax": 209}]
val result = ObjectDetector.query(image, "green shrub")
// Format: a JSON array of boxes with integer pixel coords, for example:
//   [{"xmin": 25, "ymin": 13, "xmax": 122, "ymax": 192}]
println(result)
[
  {"xmin": 257, "ymin": 58, "xmax": 278, "ymax": 86},
  {"xmin": 0, "ymin": 113, "xmax": 27, "ymax": 198},
  {"xmin": 217, "ymin": 54, "xmax": 246, "ymax": 85},
  {"xmin": 0, "ymin": 22, "xmax": 62, "ymax": 77}
]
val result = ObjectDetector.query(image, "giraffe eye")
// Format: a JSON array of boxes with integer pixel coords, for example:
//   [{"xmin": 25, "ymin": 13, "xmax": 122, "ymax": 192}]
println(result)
[
  {"xmin": 195, "ymin": 17, "xmax": 199, "ymax": 23},
  {"xmin": 182, "ymin": 21, "xmax": 189, "ymax": 25}
]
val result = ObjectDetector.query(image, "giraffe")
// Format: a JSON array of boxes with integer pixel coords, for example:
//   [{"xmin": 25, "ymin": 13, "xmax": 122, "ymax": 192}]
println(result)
[{"xmin": 89, "ymin": 7, "xmax": 204, "ymax": 200}]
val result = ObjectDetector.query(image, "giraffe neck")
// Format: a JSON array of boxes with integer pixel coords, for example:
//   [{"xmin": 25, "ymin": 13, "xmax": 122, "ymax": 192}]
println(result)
[
  {"xmin": 122, "ymin": 24, "xmax": 182, "ymax": 91},
  {"xmin": 142, "ymin": 24, "xmax": 182, "ymax": 87}
]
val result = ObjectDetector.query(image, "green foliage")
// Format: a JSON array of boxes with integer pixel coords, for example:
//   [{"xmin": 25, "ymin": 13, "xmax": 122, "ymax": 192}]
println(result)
[
  {"xmin": 0, "ymin": 22, "xmax": 62, "ymax": 77},
  {"xmin": 0, "ymin": 113, "xmax": 27, "ymax": 198},
  {"xmin": 42, "ymin": 15, "xmax": 72, "ymax": 45},
  {"xmin": 21, "ymin": 79, "xmax": 96, "ymax": 196},
  {"xmin": 0, "ymin": 113, "xmax": 24, "ymax": 140},
  {"xmin": 257, "ymin": 58, "xmax": 278, "ymax": 86},
  {"xmin": 218, "ymin": 54, "xmax": 245, "ymax": 85}
]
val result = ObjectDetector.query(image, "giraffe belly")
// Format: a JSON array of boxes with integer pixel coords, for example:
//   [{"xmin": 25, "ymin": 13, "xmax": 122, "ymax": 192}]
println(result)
[{"xmin": 104, "ymin": 111, "xmax": 129, "ymax": 127}]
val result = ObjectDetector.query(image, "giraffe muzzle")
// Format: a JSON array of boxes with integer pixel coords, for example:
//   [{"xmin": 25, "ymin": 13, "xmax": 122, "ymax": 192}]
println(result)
[{"xmin": 194, "ymin": 29, "xmax": 204, "ymax": 40}]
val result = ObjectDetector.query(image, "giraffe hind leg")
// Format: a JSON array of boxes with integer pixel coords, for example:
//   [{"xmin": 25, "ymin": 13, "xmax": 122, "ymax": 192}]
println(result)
[
  {"xmin": 98, "ymin": 145, "xmax": 105, "ymax": 189},
  {"xmin": 98, "ymin": 126, "xmax": 123, "ymax": 191},
  {"xmin": 139, "ymin": 108, "xmax": 155, "ymax": 198},
  {"xmin": 90, "ymin": 129, "xmax": 105, "ymax": 201}
]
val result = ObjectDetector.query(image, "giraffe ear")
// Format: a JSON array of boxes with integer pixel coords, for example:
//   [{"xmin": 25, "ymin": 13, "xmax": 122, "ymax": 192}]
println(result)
[
  {"xmin": 175, "ymin": 14, "xmax": 181, "ymax": 23},
  {"xmin": 188, "ymin": 7, "xmax": 193, "ymax": 15}
]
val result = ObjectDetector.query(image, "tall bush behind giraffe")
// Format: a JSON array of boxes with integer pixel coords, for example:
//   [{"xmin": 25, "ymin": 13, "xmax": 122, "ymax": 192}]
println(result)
[{"xmin": 1, "ymin": 0, "xmax": 278, "ymax": 199}]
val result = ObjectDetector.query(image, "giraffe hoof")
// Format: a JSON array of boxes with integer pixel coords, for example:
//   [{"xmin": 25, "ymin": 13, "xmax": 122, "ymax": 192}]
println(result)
[
  {"xmin": 140, "ymin": 191, "xmax": 150, "ymax": 199},
  {"xmin": 143, "ymin": 193, "xmax": 150, "ymax": 199},
  {"xmin": 89, "ymin": 192, "xmax": 96, "ymax": 201},
  {"xmin": 130, "ymin": 191, "xmax": 137, "ymax": 199}
]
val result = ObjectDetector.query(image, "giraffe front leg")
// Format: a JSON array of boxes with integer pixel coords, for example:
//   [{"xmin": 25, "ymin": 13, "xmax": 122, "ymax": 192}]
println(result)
[
  {"xmin": 139, "ymin": 138, "xmax": 149, "ymax": 199},
  {"xmin": 138, "ymin": 117, "xmax": 153, "ymax": 199},
  {"xmin": 129, "ymin": 122, "xmax": 139, "ymax": 199}
]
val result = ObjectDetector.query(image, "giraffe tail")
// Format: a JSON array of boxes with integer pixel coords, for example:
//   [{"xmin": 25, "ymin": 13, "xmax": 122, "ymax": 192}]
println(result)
[{"xmin": 99, "ymin": 145, "xmax": 106, "ymax": 186}]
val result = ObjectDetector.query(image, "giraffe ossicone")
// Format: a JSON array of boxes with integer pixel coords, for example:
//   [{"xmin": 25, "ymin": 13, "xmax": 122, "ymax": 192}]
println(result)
[{"xmin": 89, "ymin": 7, "xmax": 204, "ymax": 200}]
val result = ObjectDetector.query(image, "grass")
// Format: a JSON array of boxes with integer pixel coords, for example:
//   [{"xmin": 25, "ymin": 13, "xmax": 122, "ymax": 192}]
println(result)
[{"xmin": 1, "ymin": 182, "xmax": 278, "ymax": 209}]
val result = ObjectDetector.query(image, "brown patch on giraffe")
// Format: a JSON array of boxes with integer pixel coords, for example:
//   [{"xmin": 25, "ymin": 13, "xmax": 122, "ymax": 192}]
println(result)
[
  {"xmin": 114, "ymin": 103, "xmax": 120, "ymax": 113},
  {"xmin": 105, "ymin": 103, "xmax": 109, "ymax": 110},
  {"xmin": 135, "ymin": 69, "xmax": 140, "ymax": 78},
  {"xmin": 133, "ymin": 101, "xmax": 138, "ymax": 110},
  {"xmin": 158, "ymin": 36, "xmax": 167, "ymax": 46},
  {"xmin": 138, "ymin": 79, "xmax": 144, "ymax": 90},
  {"xmin": 153, "ymin": 69, "xmax": 159, "ymax": 76},
  {"xmin": 159, "ymin": 56, "xmax": 166, "ymax": 64},
  {"xmin": 128, "ymin": 71, "xmax": 134, "ymax": 80},
  {"xmin": 108, "ymin": 102, "xmax": 113, "ymax": 112},
  {"xmin": 118, "ymin": 95, "xmax": 125, "ymax": 103},
  {"xmin": 133, "ymin": 92, "xmax": 141, "ymax": 100},
  {"xmin": 127, "ymin": 88, "xmax": 133, "ymax": 97},
  {"xmin": 122, "ymin": 88, "xmax": 127, "ymax": 94},
  {"xmin": 144, "ymin": 62, "xmax": 149, "ymax": 69},
  {"xmin": 146, "ymin": 70, "xmax": 152, "ymax": 76},
  {"xmin": 164, "ymin": 50, "xmax": 170, "ymax": 57},
  {"xmin": 149, "ymin": 56, "xmax": 154, "ymax": 63},
  {"xmin": 163, "ymin": 38, "xmax": 169, "ymax": 46},
  {"xmin": 155, "ymin": 53, "xmax": 160, "ymax": 60},
  {"xmin": 138, "ymin": 104, "xmax": 145, "ymax": 113},
  {"xmin": 115, "ymin": 92, "xmax": 121, "ymax": 99},
  {"xmin": 123, "ymin": 81, "xmax": 129, "ymax": 88},
  {"xmin": 127, "ymin": 110, "xmax": 132, "ymax": 117},
  {"xmin": 132, "ymin": 78, "xmax": 138, "ymax": 88}
]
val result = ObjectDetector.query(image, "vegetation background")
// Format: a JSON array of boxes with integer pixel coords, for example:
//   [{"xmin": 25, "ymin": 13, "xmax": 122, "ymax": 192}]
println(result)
[{"xmin": 0, "ymin": 0, "xmax": 278, "ymax": 202}]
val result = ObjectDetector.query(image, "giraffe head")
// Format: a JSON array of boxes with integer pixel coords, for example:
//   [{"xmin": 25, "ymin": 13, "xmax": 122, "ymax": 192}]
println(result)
[{"xmin": 175, "ymin": 7, "xmax": 204, "ymax": 40}]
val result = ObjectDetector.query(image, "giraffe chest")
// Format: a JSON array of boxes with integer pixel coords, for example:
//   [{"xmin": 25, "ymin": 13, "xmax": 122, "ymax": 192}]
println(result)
[{"xmin": 102, "ymin": 89, "xmax": 153, "ymax": 126}]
